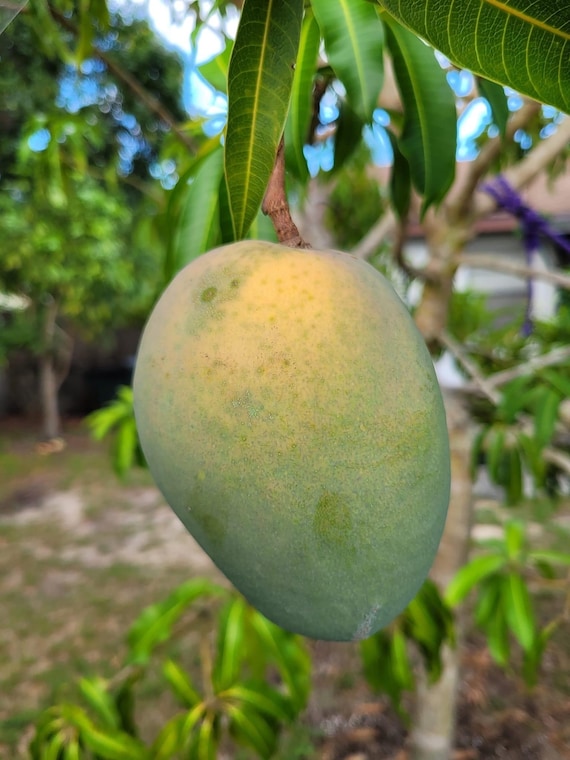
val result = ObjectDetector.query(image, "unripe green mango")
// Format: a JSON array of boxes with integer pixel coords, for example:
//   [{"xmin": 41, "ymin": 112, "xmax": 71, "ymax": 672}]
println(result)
[{"xmin": 133, "ymin": 241, "xmax": 450, "ymax": 641}]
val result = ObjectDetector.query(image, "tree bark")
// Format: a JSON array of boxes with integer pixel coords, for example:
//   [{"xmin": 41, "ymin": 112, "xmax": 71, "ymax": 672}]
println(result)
[
  {"xmin": 410, "ymin": 391, "xmax": 475, "ymax": 760},
  {"xmin": 38, "ymin": 297, "xmax": 61, "ymax": 440}
]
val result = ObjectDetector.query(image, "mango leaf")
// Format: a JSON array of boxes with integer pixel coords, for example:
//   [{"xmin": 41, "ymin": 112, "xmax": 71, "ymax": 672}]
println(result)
[
  {"xmin": 226, "ymin": 704, "xmax": 276, "ymax": 758},
  {"xmin": 485, "ymin": 602, "xmax": 510, "ymax": 666},
  {"xmin": 505, "ymin": 446, "xmax": 523, "ymax": 505},
  {"xmin": 222, "ymin": 683, "xmax": 294, "ymax": 723},
  {"xmin": 225, "ymin": 0, "xmax": 304, "ymax": 239},
  {"xmin": 78, "ymin": 677, "xmax": 120, "ymax": 731},
  {"xmin": 163, "ymin": 660, "xmax": 202, "ymax": 708},
  {"xmin": 63, "ymin": 739, "xmax": 81, "ymax": 760},
  {"xmin": 474, "ymin": 576, "xmax": 503, "ymax": 628},
  {"xmin": 503, "ymin": 572, "xmax": 536, "ymax": 652},
  {"xmin": 445, "ymin": 553, "xmax": 506, "ymax": 606},
  {"xmin": 214, "ymin": 597, "xmax": 248, "ymax": 691},
  {"xmin": 383, "ymin": 15, "xmax": 456, "ymax": 213},
  {"xmin": 333, "ymin": 103, "xmax": 364, "ymax": 170},
  {"xmin": 533, "ymin": 387, "xmax": 561, "ymax": 448},
  {"xmin": 504, "ymin": 520, "xmax": 526, "ymax": 561},
  {"xmin": 76, "ymin": 723, "xmax": 147, "ymax": 760},
  {"xmin": 529, "ymin": 549, "xmax": 570, "ymax": 566},
  {"xmin": 284, "ymin": 10, "xmax": 321, "ymax": 180},
  {"xmin": 522, "ymin": 620, "xmax": 559, "ymax": 686},
  {"xmin": 386, "ymin": 128, "xmax": 412, "ymax": 219},
  {"xmin": 195, "ymin": 712, "xmax": 217, "ymax": 760},
  {"xmin": 126, "ymin": 579, "xmax": 227, "ymax": 665},
  {"xmin": 360, "ymin": 630, "xmax": 411, "ymax": 719},
  {"xmin": 541, "ymin": 366, "xmax": 570, "ymax": 397},
  {"xmin": 312, "ymin": 0, "xmax": 384, "ymax": 123},
  {"xmin": 478, "ymin": 77, "xmax": 509, "ymax": 138},
  {"xmin": 198, "ymin": 41, "xmax": 234, "ymax": 94},
  {"xmin": 376, "ymin": 0, "xmax": 570, "ymax": 114},
  {"xmin": 166, "ymin": 145, "xmax": 225, "ymax": 282}
]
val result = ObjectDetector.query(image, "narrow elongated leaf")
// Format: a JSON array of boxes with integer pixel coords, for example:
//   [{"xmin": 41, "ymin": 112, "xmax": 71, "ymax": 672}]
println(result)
[
  {"xmin": 386, "ymin": 128, "xmax": 411, "ymax": 218},
  {"xmin": 485, "ymin": 603, "xmax": 510, "ymax": 666},
  {"xmin": 196, "ymin": 712, "xmax": 217, "ymax": 760},
  {"xmin": 78, "ymin": 677, "xmax": 120, "ymax": 730},
  {"xmin": 163, "ymin": 660, "xmax": 202, "ymax": 708},
  {"xmin": 79, "ymin": 724, "xmax": 146, "ymax": 760},
  {"xmin": 198, "ymin": 42, "xmax": 234, "ymax": 94},
  {"xmin": 383, "ymin": 16, "xmax": 456, "ymax": 213},
  {"xmin": 167, "ymin": 146, "xmax": 224, "ymax": 281},
  {"xmin": 127, "ymin": 579, "xmax": 226, "ymax": 665},
  {"xmin": 504, "ymin": 520, "xmax": 525, "ymax": 561},
  {"xmin": 225, "ymin": 0, "xmax": 304, "ymax": 239},
  {"xmin": 445, "ymin": 553, "xmax": 506, "ymax": 605},
  {"xmin": 376, "ymin": 0, "xmax": 570, "ymax": 114},
  {"xmin": 474, "ymin": 577, "xmax": 503, "ymax": 627},
  {"xmin": 534, "ymin": 387, "xmax": 561, "ymax": 448},
  {"xmin": 504, "ymin": 572, "xmax": 535, "ymax": 651},
  {"xmin": 223, "ymin": 683, "xmax": 294, "ymax": 723},
  {"xmin": 478, "ymin": 78, "xmax": 509, "ymax": 138},
  {"xmin": 214, "ymin": 597, "xmax": 247, "ymax": 690},
  {"xmin": 312, "ymin": 0, "xmax": 384, "ymax": 122},
  {"xmin": 284, "ymin": 10, "xmax": 320, "ymax": 179},
  {"xmin": 529, "ymin": 549, "xmax": 570, "ymax": 566},
  {"xmin": 226, "ymin": 704, "xmax": 275, "ymax": 758}
]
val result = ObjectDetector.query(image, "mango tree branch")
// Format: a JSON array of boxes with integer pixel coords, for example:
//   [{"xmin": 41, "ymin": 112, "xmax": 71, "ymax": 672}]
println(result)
[
  {"xmin": 262, "ymin": 139, "xmax": 310, "ymax": 248},
  {"xmin": 49, "ymin": 7, "xmax": 198, "ymax": 154},
  {"xmin": 458, "ymin": 253, "xmax": 570, "ymax": 290},
  {"xmin": 448, "ymin": 100, "xmax": 542, "ymax": 222}
]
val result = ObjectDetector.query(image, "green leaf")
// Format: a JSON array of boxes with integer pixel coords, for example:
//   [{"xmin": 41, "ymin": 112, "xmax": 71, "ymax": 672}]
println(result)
[
  {"xmin": 195, "ymin": 712, "xmax": 217, "ymax": 760},
  {"xmin": 126, "ymin": 579, "xmax": 226, "ymax": 665},
  {"xmin": 505, "ymin": 445, "xmax": 523, "ymax": 506},
  {"xmin": 225, "ymin": 0, "xmax": 304, "ymax": 239},
  {"xmin": 376, "ymin": 0, "xmax": 570, "ymax": 114},
  {"xmin": 166, "ymin": 146, "xmax": 225, "ymax": 281},
  {"xmin": 529, "ymin": 549, "xmax": 570, "ymax": 567},
  {"xmin": 485, "ymin": 602, "xmax": 510, "ymax": 666},
  {"xmin": 333, "ymin": 103, "xmax": 364, "ymax": 170},
  {"xmin": 78, "ymin": 677, "xmax": 120, "ymax": 731},
  {"xmin": 44, "ymin": 732, "xmax": 65, "ymax": 760},
  {"xmin": 79, "ymin": 724, "xmax": 146, "ymax": 760},
  {"xmin": 390, "ymin": 629, "xmax": 414, "ymax": 690},
  {"xmin": 222, "ymin": 683, "xmax": 294, "ymax": 724},
  {"xmin": 284, "ymin": 10, "xmax": 321, "ymax": 180},
  {"xmin": 386, "ymin": 128, "xmax": 412, "ymax": 219},
  {"xmin": 214, "ymin": 597, "xmax": 248, "ymax": 690},
  {"xmin": 445, "ymin": 553, "xmax": 506, "ymax": 606},
  {"xmin": 198, "ymin": 42, "xmax": 234, "ymax": 94},
  {"xmin": 474, "ymin": 576, "xmax": 502, "ymax": 628},
  {"xmin": 504, "ymin": 520, "xmax": 526, "ymax": 561},
  {"xmin": 534, "ymin": 387, "xmax": 561, "ymax": 448},
  {"xmin": 503, "ymin": 572, "xmax": 536, "ymax": 652},
  {"xmin": 541, "ymin": 366, "xmax": 570, "ymax": 397},
  {"xmin": 163, "ymin": 660, "xmax": 202, "ymax": 708},
  {"xmin": 63, "ymin": 739, "xmax": 81, "ymax": 760},
  {"xmin": 112, "ymin": 417, "xmax": 138, "ymax": 478},
  {"xmin": 485, "ymin": 426, "xmax": 506, "ymax": 484},
  {"xmin": 312, "ymin": 0, "xmax": 384, "ymax": 122},
  {"xmin": 226, "ymin": 704, "xmax": 275, "ymax": 758},
  {"xmin": 248, "ymin": 612, "xmax": 311, "ymax": 713},
  {"xmin": 383, "ymin": 15, "xmax": 456, "ymax": 213},
  {"xmin": 477, "ymin": 78, "xmax": 509, "ymax": 138}
]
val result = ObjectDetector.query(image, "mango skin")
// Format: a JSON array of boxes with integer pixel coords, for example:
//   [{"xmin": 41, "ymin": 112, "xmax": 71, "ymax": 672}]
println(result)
[{"xmin": 133, "ymin": 241, "xmax": 450, "ymax": 641}]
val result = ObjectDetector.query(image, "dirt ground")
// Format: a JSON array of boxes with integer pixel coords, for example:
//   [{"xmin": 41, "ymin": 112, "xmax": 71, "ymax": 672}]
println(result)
[{"xmin": 0, "ymin": 419, "xmax": 569, "ymax": 759}]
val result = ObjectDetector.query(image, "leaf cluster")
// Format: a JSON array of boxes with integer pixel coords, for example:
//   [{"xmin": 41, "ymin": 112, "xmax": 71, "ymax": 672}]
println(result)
[{"xmin": 29, "ymin": 580, "xmax": 311, "ymax": 759}]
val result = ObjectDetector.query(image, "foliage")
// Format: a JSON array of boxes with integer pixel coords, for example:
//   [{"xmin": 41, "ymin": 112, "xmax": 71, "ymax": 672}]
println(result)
[
  {"xmin": 360, "ymin": 581, "xmax": 454, "ymax": 719},
  {"xmin": 376, "ymin": 0, "xmax": 570, "ymax": 114},
  {"xmin": 29, "ymin": 580, "xmax": 312, "ymax": 759},
  {"xmin": 445, "ymin": 519, "xmax": 570, "ymax": 684}
]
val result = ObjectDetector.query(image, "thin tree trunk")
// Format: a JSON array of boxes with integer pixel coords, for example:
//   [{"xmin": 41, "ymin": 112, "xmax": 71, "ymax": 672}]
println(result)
[
  {"xmin": 39, "ymin": 297, "xmax": 61, "ymax": 440},
  {"xmin": 409, "ymin": 391, "xmax": 474, "ymax": 760}
]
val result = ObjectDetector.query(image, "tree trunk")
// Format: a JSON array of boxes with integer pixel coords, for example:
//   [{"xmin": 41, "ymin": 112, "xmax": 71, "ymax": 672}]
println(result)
[
  {"xmin": 409, "ymin": 391, "xmax": 475, "ymax": 760},
  {"xmin": 39, "ymin": 297, "xmax": 61, "ymax": 440}
]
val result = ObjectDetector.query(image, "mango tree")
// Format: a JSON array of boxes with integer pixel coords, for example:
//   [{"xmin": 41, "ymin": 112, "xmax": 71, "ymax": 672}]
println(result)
[{"xmin": 11, "ymin": 1, "xmax": 570, "ymax": 758}]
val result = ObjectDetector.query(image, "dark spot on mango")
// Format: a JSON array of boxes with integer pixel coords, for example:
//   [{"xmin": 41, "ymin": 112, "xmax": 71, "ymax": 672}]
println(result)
[
  {"xmin": 201, "ymin": 286, "xmax": 218, "ymax": 303},
  {"xmin": 313, "ymin": 491, "xmax": 352, "ymax": 547}
]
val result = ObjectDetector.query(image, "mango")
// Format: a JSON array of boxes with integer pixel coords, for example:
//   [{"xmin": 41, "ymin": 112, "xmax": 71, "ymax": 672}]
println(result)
[{"xmin": 133, "ymin": 241, "xmax": 450, "ymax": 641}]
